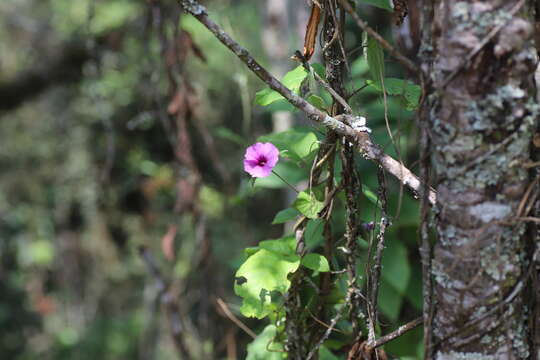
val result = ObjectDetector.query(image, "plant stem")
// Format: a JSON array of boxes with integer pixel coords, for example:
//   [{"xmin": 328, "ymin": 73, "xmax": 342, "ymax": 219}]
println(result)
[{"xmin": 272, "ymin": 170, "xmax": 299, "ymax": 193}]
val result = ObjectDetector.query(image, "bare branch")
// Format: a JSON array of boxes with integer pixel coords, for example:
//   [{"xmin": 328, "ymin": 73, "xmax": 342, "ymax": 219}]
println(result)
[
  {"xmin": 372, "ymin": 317, "xmax": 423, "ymax": 349},
  {"xmin": 216, "ymin": 298, "xmax": 256, "ymax": 339}
]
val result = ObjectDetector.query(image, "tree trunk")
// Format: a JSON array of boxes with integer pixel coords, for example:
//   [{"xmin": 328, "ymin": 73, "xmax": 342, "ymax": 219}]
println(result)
[{"xmin": 426, "ymin": 1, "xmax": 538, "ymax": 358}]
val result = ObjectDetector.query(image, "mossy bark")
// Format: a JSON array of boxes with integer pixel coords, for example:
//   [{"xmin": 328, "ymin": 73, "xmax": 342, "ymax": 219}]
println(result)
[{"xmin": 427, "ymin": 1, "xmax": 539, "ymax": 358}]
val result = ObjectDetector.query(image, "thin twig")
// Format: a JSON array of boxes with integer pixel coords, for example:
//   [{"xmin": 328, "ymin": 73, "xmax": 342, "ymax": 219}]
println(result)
[
  {"xmin": 338, "ymin": 0, "xmax": 420, "ymax": 74},
  {"xmin": 306, "ymin": 307, "xmax": 345, "ymax": 360},
  {"xmin": 178, "ymin": 0, "xmax": 436, "ymax": 206},
  {"xmin": 439, "ymin": 0, "xmax": 526, "ymax": 88},
  {"xmin": 372, "ymin": 317, "xmax": 423, "ymax": 349},
  {"xmin": 216, "ymin": 298, "xmax": 257, "ymax": 339},
  {"xmin": 367, "ymin": 166, "xmax": 390, "ymax": 345},
  {"xmin": 271, "ymin": 170, "xmax": 299, "ymax": 193}
]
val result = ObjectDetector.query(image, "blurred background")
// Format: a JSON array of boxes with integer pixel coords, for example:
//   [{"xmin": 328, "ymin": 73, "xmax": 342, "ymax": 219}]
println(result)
[{"xmin": 0, "ymin": 0, "xmax": 424, "ymax": 359}]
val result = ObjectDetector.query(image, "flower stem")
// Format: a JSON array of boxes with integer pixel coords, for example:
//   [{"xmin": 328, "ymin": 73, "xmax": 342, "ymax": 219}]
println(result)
[{"xmin": 272, "ymin": 170, "xmax": 299, "ymax": 193}]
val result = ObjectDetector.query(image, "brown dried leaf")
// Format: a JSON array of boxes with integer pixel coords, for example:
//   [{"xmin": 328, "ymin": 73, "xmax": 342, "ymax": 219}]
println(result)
[
  {"xmin": 302, "ymin": 3, "xmax": 321, "ymax": 61},
  {"xmin": 161, "ymin": 224, "xmax": 177, "ymax": 261}
]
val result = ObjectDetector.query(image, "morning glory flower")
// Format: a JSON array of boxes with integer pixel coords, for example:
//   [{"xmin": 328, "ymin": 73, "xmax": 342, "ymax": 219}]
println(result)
[{"xmin": 243, "ymin": 142, "xmax": 279, "ymax": 178}]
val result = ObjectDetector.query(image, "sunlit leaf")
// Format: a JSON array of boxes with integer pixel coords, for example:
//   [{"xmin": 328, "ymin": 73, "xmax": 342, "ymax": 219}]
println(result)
[
  {"xmin": 259, "ymin": 236, "xmax": 298, "ymax": 262},
  {"xmin": 255, "ymin": 65, "xmax": 309, "ymax": 106},
  {"xmin": 293, "ymin": 191, "xmax": 324, "ymax": 219},
  {"xmin": 246, "ymin": 325, "xmax": 284, "ymax": 360},
  {"xmin": 234, "ymin": 249, "xmax": 300, "ymax": 319},
  {"xmin": 302, "ymin": 253, "xmax": 330, "ymax": 272}
]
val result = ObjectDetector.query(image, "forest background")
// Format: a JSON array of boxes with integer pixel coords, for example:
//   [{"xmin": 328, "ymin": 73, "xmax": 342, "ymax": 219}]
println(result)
[{"xmin": 2, "ymin": 0, "xmax": 524, "ymax": 359}]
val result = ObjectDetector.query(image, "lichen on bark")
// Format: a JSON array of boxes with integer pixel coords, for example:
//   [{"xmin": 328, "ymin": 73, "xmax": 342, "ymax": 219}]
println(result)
[{"xmin": 427, "ymin": 0, "xmax": 538, "ymax": 358}]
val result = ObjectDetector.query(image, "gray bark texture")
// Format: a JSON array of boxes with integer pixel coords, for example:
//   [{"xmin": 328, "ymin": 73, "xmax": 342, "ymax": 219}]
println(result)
[{"xmin": 427, "ymin": 1, "xmax": 539, "ymax": 359}]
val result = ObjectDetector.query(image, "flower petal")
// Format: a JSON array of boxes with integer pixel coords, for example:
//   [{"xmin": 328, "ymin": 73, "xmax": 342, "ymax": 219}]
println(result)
[
  {"xmin": 243, "ymin": 142, "xmax": 279, "ymax": 178},
  {"xmin": 258, "ymin": 143, "xmax": 279, "ymax": 167},
  {"xmin": 244, "ymin": 143, "xmax": 261, "ymax": 161}
]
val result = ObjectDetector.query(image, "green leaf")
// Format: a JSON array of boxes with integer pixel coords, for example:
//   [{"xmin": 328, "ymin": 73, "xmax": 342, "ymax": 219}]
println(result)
[
  {"xmin": 235, "ymin": 249, "xmax": 300, "ymax": 319},
  {"xmin": 364, "ymin": 33, "xmax": 385, "ymax": 86},
  {"xmin": 351, "ymin": 57, "xmax": 369, "ymax": 77},
  {"xmin": 308, "ymin": 94, "xmax": 327, "ymax": 111},
  {"xmin": 302, "ymin": 253, "xmax": 330, "ymax": 272},
  {"xmin": 255, "ymin": 65, "xmax": 309, "ymax": 106},
  {"xmin": 367, "ymin": 78, "xmax": 421, "ymax": 110},
  {"xmin": 381, "ymin": 240, "xmax": 411, "ymax": 295},
  {"xmin": 319, "ymin": 346, "xmax": 340, "ymax": 360},
  {"xmin": 311, "ymin": 63, "xmax": 326, "ymax": 78},
  {"xmin": 405, "ymin": 265, "xmax": 423, "ymax": 311},
  {"xmin": 359, "ymin": 0, "xmax": 393, "ymax": 11},
  {"xmin": 258, "ymin": 127, "xmax": 319, "ymax": 162},
  {"xmin": 244, "ymin": 247, "xmax": 260, "ymax": 258},
  {"xmin": 272, "ymin": 208, "xmax": 300, "ymax": 224},
  {"xmin": 259, "ymin": 236, "xmax": 299, "ymax": 262},
  {"xmin": 362, "ymin": 185, "xmax": 379, "ymax": 206},
  {"xmin": 246, "ymin": 325, "xmax": 284, "ymax": 360},
  {"xmin": 305, "ymin": 219, "xmax": 324, "ymax": 249},
  {"xmin": 293, "ymin": 191, "xmax": 324, "ymax": 219},
  {"xmin": 378, "ymin": 279, "xmax": 403, "ymax": 321}
]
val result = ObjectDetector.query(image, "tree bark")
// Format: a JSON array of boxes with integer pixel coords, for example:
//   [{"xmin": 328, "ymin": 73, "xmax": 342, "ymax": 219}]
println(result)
[{"xmin": 426, "ymin": 1, "xmax": 538, "ymax": 358}]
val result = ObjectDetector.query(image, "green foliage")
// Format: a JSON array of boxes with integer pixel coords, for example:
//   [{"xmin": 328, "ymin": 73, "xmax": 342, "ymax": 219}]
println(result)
[
  {"xmin": 255, "ymin": 65, "xmax": 309, "ymax": 106},
  {"xmin": 234, "ymin": 242, "xmax": 300, "ymax": 318},
  {"xmin": 272, "ymin": 208, "xmax": 300, "ymax": 224},
  {"xmin": 301, "ymin": 253, "xmax": 330, "ymax": 273},
  {"xmin": 359, "ymin": 0, "xmax": 394, "ymax": 11},
  {"xmin": 258, "ymin": 127, "xmax": 320, "ymax": 162},
  {"xmin": 305, "ymin": 219, "xmax": 324, "ymax": 249},
  {"xmin": 319, "ymin": 346, "xmax": 341, "ymax": 360},
  {"xmin": 246, "ymin": 325, "xmax": 285, "ymax": 359},
  {"xmin": 253, "ymin": 161, "xmax": 307, "ymax": 189},
  {"xmin": 308, "ymin": 94, "xmax": 328, "ymax": 111},
  {"xmin": 364, "ymin": 33, "xmax": 385, "ymax": 86},
  {"xmin": 367, "ymin": 78, "xmax": 422, "ymax": 110},
  {"xmin": 381, "ymin": 240, "xmax": 411, "ymax": 295},
  {"xmin": 293, "ymin": 191, "xmax": 324, "ymax": 219}
]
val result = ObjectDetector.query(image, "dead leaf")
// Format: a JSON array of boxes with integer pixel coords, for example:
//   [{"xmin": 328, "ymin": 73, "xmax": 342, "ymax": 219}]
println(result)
[{"xmin": 161, "ymin": 224, "xmax": 177, "ymax": 261}]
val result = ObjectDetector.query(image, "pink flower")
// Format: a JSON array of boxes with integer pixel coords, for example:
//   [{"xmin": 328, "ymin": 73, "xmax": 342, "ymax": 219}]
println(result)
[{"xmin": 243, "ymin": 142, "xmax": 279, "ymax": 178}]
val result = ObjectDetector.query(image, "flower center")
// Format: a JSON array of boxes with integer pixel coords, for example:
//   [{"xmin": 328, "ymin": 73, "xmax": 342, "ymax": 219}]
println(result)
[{"xmin": 257, "ymin": 156, "xmax": 267, "ymax": 166}]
